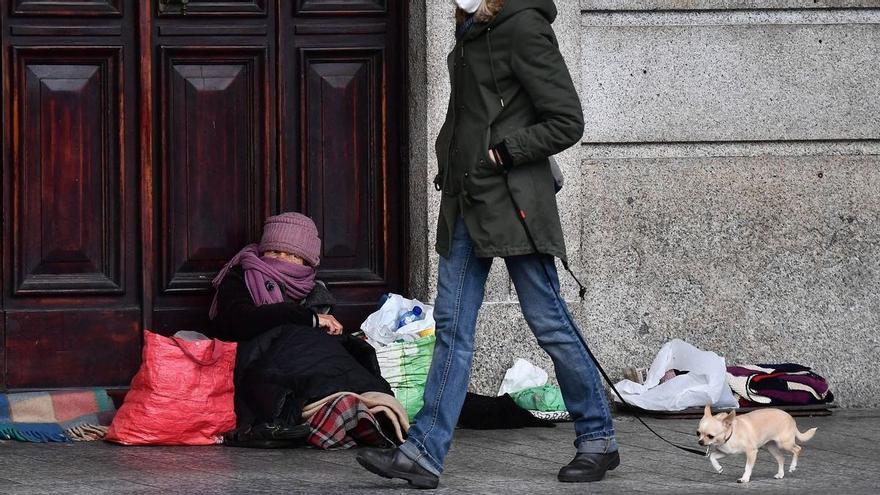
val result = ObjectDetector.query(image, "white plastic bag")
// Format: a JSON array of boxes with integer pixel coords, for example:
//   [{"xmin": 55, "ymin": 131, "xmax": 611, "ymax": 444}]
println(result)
[
  {"xmin": 361, "ymin": 293, "xmax": 434, "ymax": 348},
  {"xmin": 498, "ymin": 358, "xmax": 549, "ymax": 396},
  {"xmin": 613, "ymin": 339, "xmax": 738, "ymax": 411}
]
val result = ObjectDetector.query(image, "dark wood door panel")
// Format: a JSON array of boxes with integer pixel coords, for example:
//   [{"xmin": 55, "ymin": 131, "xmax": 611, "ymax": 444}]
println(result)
[
  {"xmin": 157, "ymin": 0, "xmax": 266, "ymax": 16},
  {"xmin": 158, "ymin": 47, "xmax": 269, "ymax": 294},
  {"xmin": 295, "ymin": 0, "xmax": 386, "ymax": 15},
  {"xmin": 5, "ymin": 309, "xmax": 140, "ymax": 388},
  {"xmin": 302, "ymin": 49, "xmax": 385, "ymax": 285},
  {"xmin": 148, "ymin": 4, "xmax": 277, "ymax": 334},
  {"xmin": 2, "ymin": 5, "xmax": 141, "ymax": 389},
  {"xmin": 10, "ymin": 0, "xmax": 122, "ymax": 17},
  {"xmin": 11, "ymin": 46, "xmax": 124, "ymax": 295},
  {"xmin": 281, "ymin": 0, "xmax": 406, "ymax": 331}
]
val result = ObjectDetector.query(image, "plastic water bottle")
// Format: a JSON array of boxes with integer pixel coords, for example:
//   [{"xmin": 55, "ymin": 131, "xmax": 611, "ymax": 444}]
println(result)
[{"xmin": 398, "ymin": 306, "xmax": 423, "ymax": 328}]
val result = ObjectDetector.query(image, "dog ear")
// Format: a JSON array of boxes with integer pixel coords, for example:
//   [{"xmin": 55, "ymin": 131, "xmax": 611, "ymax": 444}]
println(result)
[
  {"xmin": 703, "ymin": 403, "xmax": 712, "ymax": 417},
  {"xmin": 723, "ymin": 410, "xmax": 736, "ymax": 425}
]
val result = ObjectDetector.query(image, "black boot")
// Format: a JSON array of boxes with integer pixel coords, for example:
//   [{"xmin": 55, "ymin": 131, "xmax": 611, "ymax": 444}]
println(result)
[
  {"xmin": 558, "ymin": 450, "xmax": 620, "ymax": 482},
  {"xmin": 356, "ymin": 447, "xmax": 440, "ymax": 489},
  {"xmin": 223, "ymin": 422, "xmax": 310, "ymax": 449}
]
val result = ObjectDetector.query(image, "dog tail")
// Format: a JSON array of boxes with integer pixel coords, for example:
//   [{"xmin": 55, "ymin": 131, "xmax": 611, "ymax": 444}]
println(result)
[{"xmin": 796, "ymin": 427, "xmax": 817, "ymax": 443}]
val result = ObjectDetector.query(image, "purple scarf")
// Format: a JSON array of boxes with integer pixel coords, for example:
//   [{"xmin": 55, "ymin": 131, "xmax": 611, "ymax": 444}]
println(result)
[{"xmin": 209, "ymin": 244, "xmax": 316, "ymax": 320}]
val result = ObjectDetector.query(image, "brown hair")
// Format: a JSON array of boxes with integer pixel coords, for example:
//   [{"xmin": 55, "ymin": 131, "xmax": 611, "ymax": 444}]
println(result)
[{"xmin": 455, "ymin": 0, "xmax": 504, "ymax": 25}]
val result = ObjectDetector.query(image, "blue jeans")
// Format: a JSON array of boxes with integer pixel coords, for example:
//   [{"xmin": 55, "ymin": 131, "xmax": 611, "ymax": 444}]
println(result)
[{"xmin": 399, "ymin": 218, "xmax": 617, "ymax": 475}]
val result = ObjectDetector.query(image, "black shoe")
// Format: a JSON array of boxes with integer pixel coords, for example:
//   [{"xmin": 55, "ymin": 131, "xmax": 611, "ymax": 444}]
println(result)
[
  {"xmin": 223, "ymin": 422, "xmax": 310, "ymax": 449},
  {"xmin": 558, "ymin": 450, "xmax": 620, "ymax": 483},
  {"xmin": 356, "ymin": 447, "xmax": 440, "ymax": 489}
]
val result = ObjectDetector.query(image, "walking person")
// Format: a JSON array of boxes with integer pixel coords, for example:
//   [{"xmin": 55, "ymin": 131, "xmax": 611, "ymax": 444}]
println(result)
[{"xmin": 356, "ymin": 0, "xmax": 618, "ymax": 488}]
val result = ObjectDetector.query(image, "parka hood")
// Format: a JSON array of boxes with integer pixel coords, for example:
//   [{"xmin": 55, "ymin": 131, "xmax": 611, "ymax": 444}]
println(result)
[{"xmin": 456, "ymin": 0, "xmax": 557, "ymax": 26}]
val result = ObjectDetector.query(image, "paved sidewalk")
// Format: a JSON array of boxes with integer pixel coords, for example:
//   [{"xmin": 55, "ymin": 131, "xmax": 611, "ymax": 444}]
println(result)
[{"xmin": 0, "ymin": 410, "xmax": 877, "ymax": 494}]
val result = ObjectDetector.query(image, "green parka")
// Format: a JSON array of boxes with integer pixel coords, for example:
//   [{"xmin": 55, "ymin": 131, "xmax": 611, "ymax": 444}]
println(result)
[{"xmin": 434, "ymin": 0, "xmax": 584, "ymax": 262}]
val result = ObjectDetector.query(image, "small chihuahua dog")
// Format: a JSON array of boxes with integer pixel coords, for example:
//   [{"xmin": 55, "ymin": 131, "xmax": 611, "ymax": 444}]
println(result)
[{"xmin": 697, "ymin": 404, "xmax": 817, "ymax": 483}]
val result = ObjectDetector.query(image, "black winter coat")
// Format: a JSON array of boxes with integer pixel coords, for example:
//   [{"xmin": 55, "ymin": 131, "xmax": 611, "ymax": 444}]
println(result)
[{"xmin": 436, "ymin": 0, "xmax": 583, "ymax": 261}]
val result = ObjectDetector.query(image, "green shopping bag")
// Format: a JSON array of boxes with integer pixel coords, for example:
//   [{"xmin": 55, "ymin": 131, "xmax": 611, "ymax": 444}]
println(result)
[
  {"xmin": 375, "ymin": 335, "xmax": 436, "ymax": 420},
  {"xmin": 509, "ymin": 384, "xmax": 566, "ymax": 412}
]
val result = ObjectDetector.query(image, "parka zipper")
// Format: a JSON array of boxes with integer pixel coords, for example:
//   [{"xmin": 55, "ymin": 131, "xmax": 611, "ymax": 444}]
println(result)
[
  {"xmin": 442, "ymin": 41, "xmax": 465, "ymax": 193},
  {"xmin": 486, "ymin": 27, "xmax": 504, "ymax": 109}
]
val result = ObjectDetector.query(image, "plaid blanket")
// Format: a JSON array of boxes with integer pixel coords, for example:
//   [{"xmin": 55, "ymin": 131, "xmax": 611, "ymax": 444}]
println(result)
[
  {"xmin": 0, "ymin": 389, "xmax": 116, "ymax": 443},
  {"xmin": 306, "ymin": 394, "xmax": 395, "ymax": 450}
]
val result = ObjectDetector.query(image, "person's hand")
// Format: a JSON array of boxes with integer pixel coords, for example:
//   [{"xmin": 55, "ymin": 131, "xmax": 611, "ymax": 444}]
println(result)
[{"xmin": 317, "ymin": 314, "xmax": 343, "ymax": 335}]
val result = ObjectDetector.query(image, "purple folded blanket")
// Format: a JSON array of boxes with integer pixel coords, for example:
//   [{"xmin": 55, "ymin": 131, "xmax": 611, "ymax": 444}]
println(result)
[{"xmin": 726, "ymin": 363, "xmax": 833, "ymax": 407}]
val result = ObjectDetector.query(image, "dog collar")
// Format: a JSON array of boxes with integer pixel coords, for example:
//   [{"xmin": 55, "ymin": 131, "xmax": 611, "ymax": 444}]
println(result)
[{"xmin": 722, "ymin": 426, "xmax": 734, "ymax": 445}]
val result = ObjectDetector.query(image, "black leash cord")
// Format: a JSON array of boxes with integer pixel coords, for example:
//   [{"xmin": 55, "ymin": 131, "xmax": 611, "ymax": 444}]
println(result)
[{"xmin": 501, "ymin": 172, "xmax": 706, "ymax": 457}]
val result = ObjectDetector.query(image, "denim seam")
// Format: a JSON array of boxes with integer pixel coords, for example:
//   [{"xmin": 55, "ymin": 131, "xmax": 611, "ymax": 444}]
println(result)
[
  {"xmin": 402, "ymin": 435, "xmax": 444, "ymax": 474},
  {"xmin": 542, "ymin": 256, "xmax": 615, "ymax": 432},
  {"xmin": 575, "ymin": 430, "xmax": 617, "ymax": 443},
  {"xmin": 415, "ymin": 239, "xmax": 473, "ymax": 454}
]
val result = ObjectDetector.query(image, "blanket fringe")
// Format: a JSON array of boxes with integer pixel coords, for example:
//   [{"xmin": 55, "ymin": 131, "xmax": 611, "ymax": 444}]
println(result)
[
  {"xmin": 0, "ymin": 426, "xmax": 69, "ymax": 443},
  {"xmin": 0, "ymin": 424, "xmax": 108, "ymax": 442},
  {"xmin": 65, "ymin": 424, "xmax": 109, "ymax": 441}
]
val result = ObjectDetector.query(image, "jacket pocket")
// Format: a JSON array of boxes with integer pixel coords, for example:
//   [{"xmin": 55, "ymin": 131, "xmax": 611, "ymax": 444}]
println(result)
[{"xmin": 474, "ymin": 127, "xmax": 497, "ymax": 177}]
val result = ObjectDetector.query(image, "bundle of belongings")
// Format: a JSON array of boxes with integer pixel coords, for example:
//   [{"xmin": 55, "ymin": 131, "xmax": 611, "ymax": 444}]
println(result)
[
  {"xmin": 1, "ymin": 389, "xmax": 116, "ymax": 442},
  {"xmin": 362, "ymin": 293, "xmax": 437, "ymax": 421},
  {"xmin": 614, "ymin": 340, "xmax": 834, "ymax": 412},
  {"xmin": 457, "ymin": 358, "xmax": 571, "ymax": 429},
  {"xmin": 726, "ymin": 363, "xmax": 834, "ymax": 407},
  {"xmin": 457, "ymin": 393, "xmax": 556, "ymax": 429},
  {"xmin": 495, "ymin": 358, "xmax": 571, "ymax": 422}
]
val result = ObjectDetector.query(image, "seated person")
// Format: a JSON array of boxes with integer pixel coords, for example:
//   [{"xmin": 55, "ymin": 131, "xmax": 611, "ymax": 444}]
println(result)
[
  {"xmin": 206, "ymin": 212, "xmax": 395, "ymax": 446},
  {"xmin": 209, "ymin": 211, "xmax": 340, "ymax": 339}
]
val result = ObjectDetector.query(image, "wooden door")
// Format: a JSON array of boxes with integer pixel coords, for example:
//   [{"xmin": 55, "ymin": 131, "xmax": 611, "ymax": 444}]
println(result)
[
  {"xmin": 144, "ymin": 0, "xmax": 277, "ymax": 333},
  {"xmin": 0, "ymin": 0, "xmax": 142, "ymax": 389},
  {"xmin": 0, "ymin": 0, "xmax": 407, "ymax": 389},
  {"xmin": 278, "ymin": 0, "xmax": 405, "ymax": 327}
]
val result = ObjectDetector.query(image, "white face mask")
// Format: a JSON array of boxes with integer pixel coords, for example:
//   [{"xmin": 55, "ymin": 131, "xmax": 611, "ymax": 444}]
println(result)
[{"xmin": 454, "ymin": 0, "xmax": 481, "ymax": 14}]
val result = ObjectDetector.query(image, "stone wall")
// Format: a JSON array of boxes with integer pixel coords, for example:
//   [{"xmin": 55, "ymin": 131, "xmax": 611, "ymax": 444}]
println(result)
[{"xmin": 409, "ymin": 0, "xmax": 880, "ymax": 407}]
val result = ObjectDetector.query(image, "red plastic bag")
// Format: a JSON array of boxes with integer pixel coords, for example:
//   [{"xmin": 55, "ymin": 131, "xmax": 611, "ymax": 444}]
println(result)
[{"xmin": 106, "ymin": 330, "xmax": 237, "ymax": 445}]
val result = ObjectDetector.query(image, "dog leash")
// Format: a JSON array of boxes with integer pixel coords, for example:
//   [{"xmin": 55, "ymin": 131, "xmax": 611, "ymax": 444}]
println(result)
[{"xmin": 500, "ymin": 172, "xmax": 707, "ymax": 458}]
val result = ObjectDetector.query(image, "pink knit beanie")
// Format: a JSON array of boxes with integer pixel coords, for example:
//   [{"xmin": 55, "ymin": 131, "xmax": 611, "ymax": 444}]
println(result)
[{"xmin": 259, "ymin": 212, "xmax": 321, "ymax": 267}]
